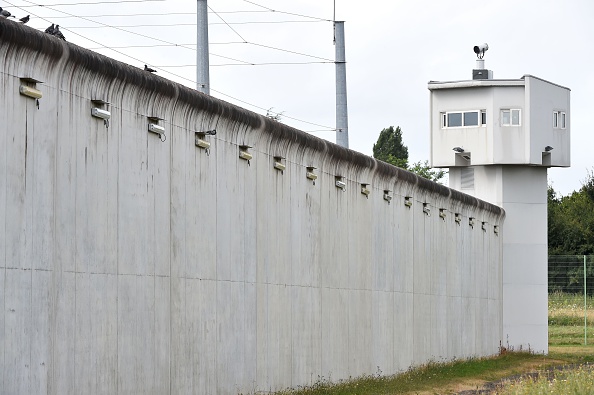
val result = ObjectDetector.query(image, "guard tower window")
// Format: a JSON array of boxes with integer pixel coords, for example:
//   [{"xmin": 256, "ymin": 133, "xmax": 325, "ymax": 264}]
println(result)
[
  {"xmin": 442, "ymin": 110, "xmax": 486, "ymax": 128},
  {"xmin": 501, "ymin": 109, "xmax": 521, "ymax": 126},
  {"xmin": 553, "ymin": 111, "xmax": 566, "ymax": 129}
]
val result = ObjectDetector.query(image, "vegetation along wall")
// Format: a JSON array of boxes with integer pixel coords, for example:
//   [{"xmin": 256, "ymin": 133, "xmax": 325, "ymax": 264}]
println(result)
[{"xmin": 0, "ymin": 20, "xmax": 505, "ymax": 394}]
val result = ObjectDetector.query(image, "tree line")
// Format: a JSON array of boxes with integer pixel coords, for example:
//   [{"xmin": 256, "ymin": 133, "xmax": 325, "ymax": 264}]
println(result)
[
  {"xmin": 548, "ymin": 170, "xmax": 594, "ymax": 295},
  {"xmin": 548, "ymin": 169, "xmax": 594, "ymax": 256}
]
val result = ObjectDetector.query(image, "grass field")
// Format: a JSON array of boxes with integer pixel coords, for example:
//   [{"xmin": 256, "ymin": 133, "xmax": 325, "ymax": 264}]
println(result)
[
  {"xmin": 549, "ymin": 291, "xmax": 594, "ymax": 346},
  {"xmin": 495, "ymin": 365, "xmax": 594, "ymax": 395},
  {"xmin": 262, "ymin": 293, "xmax": 594, "ymax": 395},
  {"xmin": 270, "ymin": 352, "xmax": 560, "ymax": 395}
]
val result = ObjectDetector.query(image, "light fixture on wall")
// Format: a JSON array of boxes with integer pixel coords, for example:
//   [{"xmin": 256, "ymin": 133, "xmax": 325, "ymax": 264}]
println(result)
[
  {"xmin": 306, "ymin": 166, "xmax": 317, "ymax": 184},
  {"xmin": 335, "ymin": 176, "xmax": 346, "ymax": 191},
  {"xmin": 273, "ymin": 156, "xmax": 286, "ymax": 172},
  {"xmin": 494, "ymin": 225, "xmax": 499, "ymax": 235},
  {"xmin": 469, "ymin": 217, "xmax": 475, "ymax": 228},
  {"xmin": 19, "ymin": 77, "xmax": 43, "ymax": 100},
  {"xmin": 195, "ymin": 132, "xmax": 212, "ymax": 150},
  {"xmin": 91, "ymin": 107, "xmax": 111, "ymax": 120},
  {"xmin": 148, "ymin": 116, "xmax": 166, "ymax": 141},
  {"xmin": 239, "ymin": 145, "xmax": 253, "ymax": 162},
  {"xmin": 383, "ymin": 190, "xmax": 392, "ymax": 203},
  {"xmin": 19, "ymin": 85, "xmax": 43, "ymax": 99},
  {"xmin": 423, "ymin": 203, "xmax": 431, "ymax": 216},
  {"xmin": 454, "ymin": 147, "xmax": 471, "ymax": 162},
  {"xmin": 482, "ymin": 221, "xmax": 488, "ymax": 231},
  {"xmin": 455, "ymin": 213, "xmax": 462, "ymax": 224},
  {"xmin": 91, "ymin": 99, "xmax": 110, "ymax": 128},
  {"xmin": 439, "ymin": 208, "xmax": 447, "ymax": 220},
  {"xmin": 544, "ymin": 146, "xmax": 554, "ymax": 152},
  {"xmin": 361, "ymin": 184, "xmax": 371, "ymax": 197},
  {"xmin": 404, "ymin": 196, "xmax": 413, "ymax": 208},
  {"xmin": 148, "ymin": 123, "xmax": 165, "ymax": 134}
]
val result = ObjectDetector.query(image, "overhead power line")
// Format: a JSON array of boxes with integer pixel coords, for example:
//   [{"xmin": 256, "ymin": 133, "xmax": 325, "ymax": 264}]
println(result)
[
  {"xmin": 3, "ymin": 0, "xmax": 336, "ymax": 134},
  {"xmin": 17, "ymin": 0, "xmax": 166, "ymax": 7},
  {"xmin": 242, "ymin": 0, "xmax": 332, "ymax": 22},
  {"xmin": 34, "ymin": 10, "xmax": 280, "ymax": 19},
  {"xmin": 156, "ymin": 61, "xmax": 333, "ymax": 67},
  {"xmin": 66, "ymin": 20, "xmax": 326, "ymax": 28},
  {"xmin": 208, "ymin": 4, "xmax": 247, "ymax": 43},
  {"xmin": 17, "ymin": 0, "xmax": 198, "ymax": 52}
]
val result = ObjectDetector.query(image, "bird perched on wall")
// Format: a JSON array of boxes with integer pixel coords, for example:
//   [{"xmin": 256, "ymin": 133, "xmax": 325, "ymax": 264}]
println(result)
[
  {"xmin": 44, "ymin": 24, "xmax": 56, "ymax": 34},
  {"xmin": 144, "ymin": 65, "xmax": 157, "ymax": 73},
  {"xmin": 0, "ymin": 7, "xmax": 16, "ymax": 18},
  {"xmin": 53, "ymin": 25, "xmax": 66, "ymax": 41},
  {"xmin": 19, "ymin": 15, "xmax": 30, "ymax": 24}
]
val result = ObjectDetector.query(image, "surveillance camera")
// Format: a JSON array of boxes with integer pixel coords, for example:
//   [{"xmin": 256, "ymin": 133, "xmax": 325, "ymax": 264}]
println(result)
[{"xmin": 473, "ymin": 43, "xmax": 489, "ymax": 59}]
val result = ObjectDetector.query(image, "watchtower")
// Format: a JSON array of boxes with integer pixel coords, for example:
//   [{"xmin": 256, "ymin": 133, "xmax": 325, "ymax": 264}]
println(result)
[{"xmin": 428, "ymin": 44, "xmax": 570, "ymax": 353}]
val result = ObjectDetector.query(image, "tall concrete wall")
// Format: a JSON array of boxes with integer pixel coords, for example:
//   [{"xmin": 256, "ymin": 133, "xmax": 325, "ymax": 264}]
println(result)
[{"xmin": 0, "ymin": 21, "xmax": 505, "ymax": 394}]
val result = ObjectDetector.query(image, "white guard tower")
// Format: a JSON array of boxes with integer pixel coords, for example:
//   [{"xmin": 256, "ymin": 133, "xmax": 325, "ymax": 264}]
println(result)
[{"xmin": 428, "ymin": 44, "xmax": 570, "ymax": 353}]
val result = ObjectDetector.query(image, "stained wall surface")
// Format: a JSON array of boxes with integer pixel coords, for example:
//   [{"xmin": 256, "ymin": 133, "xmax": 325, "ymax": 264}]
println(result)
[{"xmin": 0, "ymin": 21, "xmax": 505, "ymax": 394}]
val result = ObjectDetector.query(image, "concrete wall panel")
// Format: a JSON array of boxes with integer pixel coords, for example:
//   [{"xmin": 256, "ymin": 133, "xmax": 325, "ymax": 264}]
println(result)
[{"xmin": 0, "ymin": 21, "xmax": 505, "ymax": 395}]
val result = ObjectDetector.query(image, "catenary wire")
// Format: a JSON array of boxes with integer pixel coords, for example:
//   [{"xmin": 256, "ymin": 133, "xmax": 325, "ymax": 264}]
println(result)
[
  {"xmin": 155, "ymin": 61, "xmax": 333, "ymax": 67},
  {"xmin": 16, "ymin": 0, "xmax": 166, "ymax": 7},
  {"xmin": 4, "ymin": 1, "xmax": 336, "ymax": 132},
  {"xmin": 30, "ymin": 1, "xmax": 333, "ymax": 63},
  {"xmin": 66, "ymin": 20, "xmax": 326, "ymax": 28},
  {"xmin": 16, "ymin": 0, "xmax": 199, "ymax": 51},
  {"xmin": 207, "ymin": 4, "xmax": 247, "ymax": 43},
  {"xmin": 36, "ymin": 10, "xmax": 273, "ymax": 19},
  {"xmin": 87, "ymin": 40, "xmax": 333, "ymax": 63},
  {"xmin": 242, "ymin": 0, "xmax": 332, "ymax": 22}
]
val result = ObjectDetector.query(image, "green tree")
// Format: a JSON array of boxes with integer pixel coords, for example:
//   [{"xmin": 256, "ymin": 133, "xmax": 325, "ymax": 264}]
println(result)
[
  {"xmin": 372, "ymin": 126, "xmax": 408, "ymax": 169},
  {"xmin": 409, "ymin": 160, "xmax": 446, "ymax": 183},
  {"xmin": 548, "ymin": 169, "xmax": 594, "ymax": 255},
  {"xmin": 372, "ymin": 126, "xmax": 445, "ymax": 182}
]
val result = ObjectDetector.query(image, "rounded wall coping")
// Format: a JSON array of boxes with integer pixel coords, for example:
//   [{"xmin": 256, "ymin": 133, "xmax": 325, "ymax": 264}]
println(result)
[{"xmin": 0, "ymin": 19, "xmax": 505, "ymax": 220}]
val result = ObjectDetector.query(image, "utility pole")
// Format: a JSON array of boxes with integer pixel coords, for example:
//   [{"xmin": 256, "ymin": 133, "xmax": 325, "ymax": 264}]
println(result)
[
  {"xmin": 334, "ymin": 21, "xmax": 349, "ymax": 148},
  {"xmin": 197, "ymin": 0, "xmax": 210, "ymax": 94}
]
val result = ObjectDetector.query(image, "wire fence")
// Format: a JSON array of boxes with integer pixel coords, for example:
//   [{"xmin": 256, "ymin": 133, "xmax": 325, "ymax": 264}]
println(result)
[{"xmin": 548, "ymin": 255, "xmax": 594, "ymax": 346}]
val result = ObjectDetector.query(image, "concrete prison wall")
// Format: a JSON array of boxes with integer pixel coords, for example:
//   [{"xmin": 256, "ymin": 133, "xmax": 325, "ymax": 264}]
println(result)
[{"xmin": 0, "ymin": 20, "xmax": 505, "ymax": 394}]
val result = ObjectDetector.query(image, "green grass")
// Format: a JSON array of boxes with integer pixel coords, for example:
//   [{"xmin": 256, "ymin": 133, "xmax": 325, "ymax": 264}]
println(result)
[
  {"xmin": 270, "ymin": 353, "xmax": 552, "ymax": 395},
  {"xmin": 548, "ymin": 291, "xmax": 593, "ymax": 346},
  {"xmin": 261, "ymin": 293, "xmax": 594, "ymax": 395},
  {"xmin": 496, "ymin": 365, "xmax": 594, "ymax": 395}
]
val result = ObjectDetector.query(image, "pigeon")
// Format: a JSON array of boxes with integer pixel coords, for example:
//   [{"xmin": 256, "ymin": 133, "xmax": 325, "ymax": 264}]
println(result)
[
  {"xmin": 53, "ymin": 25, "xmax": 66, "ymax": 41},
  {"xmin": 0, "ymin": 7, "xmax": 15, "ymax": 18},
  {"xmin": 19, "ymin": 15, "xmax": 30, "ymax": 24},
  {"xmin": 144, "ymin": 65, "xmax": 157, "ymax": 73},
  {"xmin": 44, "ymin": 24, "xmax": 56, "ymax": 34}
]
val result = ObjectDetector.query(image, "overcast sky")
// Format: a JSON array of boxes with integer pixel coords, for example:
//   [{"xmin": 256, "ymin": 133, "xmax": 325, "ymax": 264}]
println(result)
[{"xmin": 6, "ymin": 0, "xmax": 592, "ymax": 195}]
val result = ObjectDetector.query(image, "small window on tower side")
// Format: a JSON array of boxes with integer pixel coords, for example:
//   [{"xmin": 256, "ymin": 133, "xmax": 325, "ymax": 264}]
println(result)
[
  {"xmin": 501, "ymin": 109, "xmax": 521, "ymax": 126},
  {"xmin": 464, "ymin": 111, "xmax": 478, "ymax": 126},
  {"xmin": 501, "ymin": 110, "xmax": 511, "ymax": 125},
  {"xmin": 511, "ymin": 109, "xmax": 520, "ymax": 125},
  {"xmin": 481, "ymin": 110, "xmax": 487, "ymax": 125},
  {"xmin": 448, "ymin": 112, "xmax": 463, "ymax": 127}
]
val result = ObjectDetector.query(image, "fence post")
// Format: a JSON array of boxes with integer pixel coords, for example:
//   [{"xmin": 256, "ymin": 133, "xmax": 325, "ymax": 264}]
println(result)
[{"xmin": 585, "ymin": 255, "xmax": 588, "ymax": 346}]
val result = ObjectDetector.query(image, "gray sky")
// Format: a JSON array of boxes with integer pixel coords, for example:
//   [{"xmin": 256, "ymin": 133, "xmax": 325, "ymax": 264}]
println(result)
[{"xmin": 8, "ymin": 0, "xmax": 593, "ymax": 195}]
